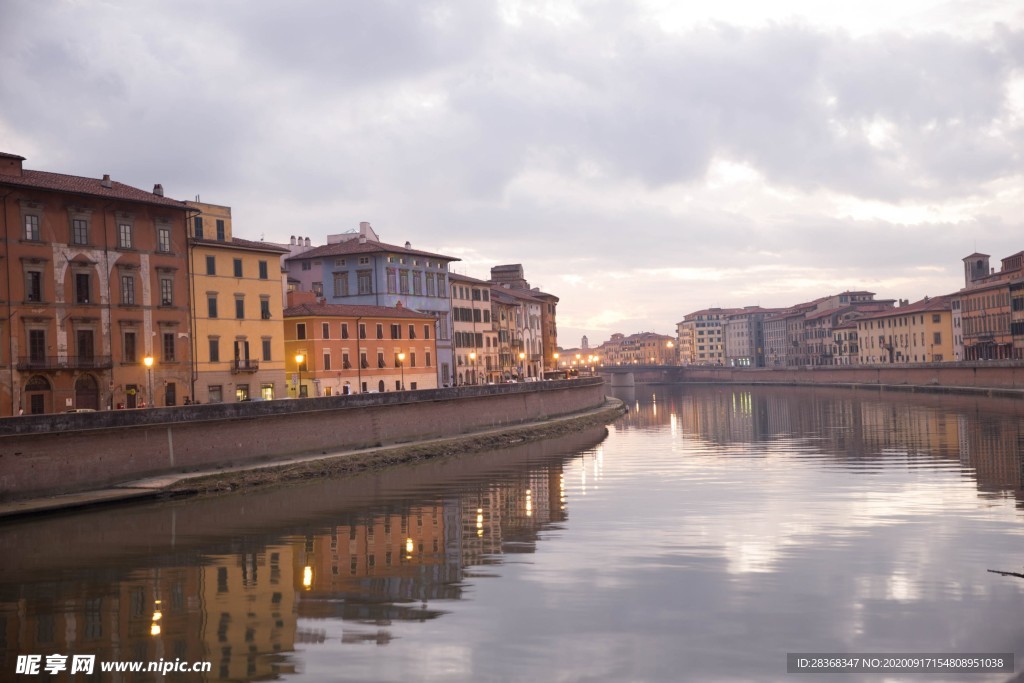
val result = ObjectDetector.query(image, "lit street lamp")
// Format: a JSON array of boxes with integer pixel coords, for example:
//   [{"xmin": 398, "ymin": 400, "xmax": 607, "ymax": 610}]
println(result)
[
  {"xmin": 553, "ymin": 352, "xmax": 559, "ymax": 372},
  {"xmin": 143, "ymin": 355, "xmax": 154, "ymax": 407},
  {"xmin": 398, "ymin": 352, "xmax": 406, "ymax": 390},
  {"xmin": 519, "ymin": 351, "xmax": 526, "ymax": 380},
  {"xmin": 295, "ymin": 353, "xmax": 304, "ymax": 398},
  {"xmin": 469, "ymin": 351, "xmax": 476, "ymax": 385}
]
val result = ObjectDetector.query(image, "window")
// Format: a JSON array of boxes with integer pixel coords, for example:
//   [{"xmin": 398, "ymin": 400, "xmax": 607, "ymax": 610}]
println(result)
[
  {"xmin": 209, "ymin": 339, "xmax": 220, "ymax": 362},
  {"xmin": 301, "ymin": 261, "xmax": 312, "ymax": 271},
  {"xmin": 413, "ymin": 272, "xmax": 422, "ymax": 295},
  {"xmin": 121, "ymin": 275, "xmax": 135, "ymax": 305},
  {"xmin": 312, "ymin": 282, "xmax": 323, "ymax": 297},
  {"xmin": 206, "ymin": 256, "xmax": 216, "ymax": 275},
  {"xmin": 262, "ymin": 339, "xmax": 271, "ymax": 361},
  {"xmin": 118, "ymin": 223, "xmax": 133, "ymax": 249},
  {"xmin": 209, "ymin": 385, "xmax": 223, "ymax": 403},
  {"xmin": 341, "ymin": 323, "xmax": 349, "ymax": 339},
  {"xmin": 377, "ymin": 352, "xmax": 386, "ymax": 368},
  {"xmin": 357, "ymin": 270, "xmax": 372, "ymax": 294},
  {"xmin": 162, "ymin": 332, "xmax": 175, "ymax": 361},
  {"xmin": 334, "ymin": 273, "xmax": 348, "ymax": 296},
  {"xmin": 235, "ymin": 298, "xmax": 244, "ymax": 319},
  {"xmin": 297, "ymin": 323, "xmax": 307, "ymax": 340},
  {"xmin": 410, "ymin": 352, "xmax": 417, "ymax": 367},
  {"xmin": 343, "ymin": 352, "xmax": 351, "ymax": 369},
  {"xmin": 387, "ymin": 269, "xmax": 397, "ymax": 293},
  {"xmin": 208, "ymin": 295, "xmax": 218, "ymax": 318},
  {"xmin": 157, "ymin": 227, "xmax": 171, "ymax": 252},
  {"xmin": 360, "ymin": 351, "xmax": 368, "ymax": 369},
  {"xmin": 193, "ymin": 216, "xmax": 204, "ymax": 238},
  {"xmin": 216, "ymin": 219, "xmax": 225, "ymax": 241},
  {"xmin": 24, "ymin": 214, "xmax": 40, "ymax": 241},
  {"xmin": 29, "ymin": 330, "xmax": 46, "ymax": 362},
  {"xmin": 359, "ymin": 257, "xmax": 370, "ymax": 265},
  {"xmin": 322, "ymin": 322, "xmax": 330, "ymax": 339},
  {"xmin": 424, "ymin": 324, "xmax": 430, "ymax": 340},
  {"xmin": 72, "ymin": 218, "xmax": 89, "ymax": 245},
  {"xmin": 932, "ymin": 314, "xmax": 941, "ymax": 323},
  {"xmin": 933, "ymin": 332, "xmax": 942, "ymax": 344},
  {"xmin": 376, "ymin": 323, "xmax": 384, "ymax": 339},
  {"xmin": 258, "ymin": 260, "xmax": 269, "ymax": 279},
  {"xmin": 160, "ymin": 278, "xmax": 173, "ymax": 306},
  {"xmin": 399, "ymin": 270, "xmax": 409, "ymax": 294},
  {"xmin": 323, "ymin": 352, "xmax": 331, "ymax": 370},
  {"xmin": 124, "ymin": 331, "xmax": 137, "ymax": 363},
  {"xmin": 409, "ymin": 324, "xmax": 416, "ymax": 339},
  {"xmin": 426, "ymin": 351, "xmax": 432, "ymax": 367},
  {"xmin": 426, "ymin": 273, "xmax": 435, "ymax": 296},
  {"xmin": 75, "ymin": 273, "xmax": 90, "ymax": 304},
  {"xmin": 260, "ymin": 299, "xmax": 271, "ymax": 320},
  {"xmin": 233, "ymin": 259, "xmax": 243, "ymax": 277},
  {"xmin": 359, "ymin": 323, "xmax": 366, "ymax": 339},
  {"xmin": 391, "ymin": 324, "xmax": 401, "ymax": 339}
]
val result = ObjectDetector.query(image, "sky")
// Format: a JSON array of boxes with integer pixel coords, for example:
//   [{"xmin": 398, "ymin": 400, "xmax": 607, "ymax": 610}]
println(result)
[{"xmin": 2, "ymin": 0, "xmax": 1023, "ymax": 347}]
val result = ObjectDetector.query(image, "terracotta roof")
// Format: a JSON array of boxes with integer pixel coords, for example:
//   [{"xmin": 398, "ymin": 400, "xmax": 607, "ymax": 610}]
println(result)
[
  {"xmin": 856, "ymin": 295, "xmax": 953, "ymax": 320},
  {"xmin": 286, "ymin": 239, "xmax": 459, "ymax": 263},
  {"xmin": 284, "ymin": 302, "xmax": 434, "ymax": 319},
  {"xmin": 449, "ymin": 272, "xmax": 491, "ymax": 285},
  {"xmin": 0, "ymin": 167, "xmax": 189, "ymax": 209},
  {"xmin": 491, "ymin": 286, "xmax": 543, "ymax": 303},
  {"xmin": 192, "ymin": 236, "xmax": 290, "ymax": 253}
]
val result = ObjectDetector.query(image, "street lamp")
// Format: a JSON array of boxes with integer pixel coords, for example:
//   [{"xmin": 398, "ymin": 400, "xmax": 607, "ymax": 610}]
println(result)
[
  {"xmin": 143, "ymin": 355, "xmax": 154, "ymax": 407},
  {"xmin": 398, "ymin": 352, "xmax": 406, "ymax": 390},
  {"xmin": 295, "ymin": 353, "xmax": 304, "ymax": 398},
  {"xmin": 469, "ymin": 351, "xmax": 476, "ymax": 385},
  {"xmin": 553, "ymin": 352, "xmax": 559, "ymax": 372},
  {"xmin": 519, "ymin": 351, "xmax": 526, "ymax": 380}
]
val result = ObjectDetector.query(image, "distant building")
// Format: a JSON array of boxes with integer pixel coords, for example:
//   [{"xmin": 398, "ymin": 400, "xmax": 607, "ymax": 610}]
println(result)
[
  {"xmin": 676, "ymin": 308, "xmax": 736, "ymax": 365},
  {"xmin": 956, "ymin": 251, "xmax": 1023, "ymax": 361},
  {"xmin": 855, "ymin": 295, "xmax": 954, "ymax": 364},
  {"xmin": 449, "ymin": 272, "xmax": 497, "ymax": 385},
  {"xmin": 489, "ymin": 264, "xmax": 559, "ymax": 377}
]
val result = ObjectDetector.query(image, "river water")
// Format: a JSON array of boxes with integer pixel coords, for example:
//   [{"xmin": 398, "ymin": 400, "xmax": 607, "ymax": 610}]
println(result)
[{"xmin": 1, "ymin": 385, "xmax": 1023, "ymax": 682}]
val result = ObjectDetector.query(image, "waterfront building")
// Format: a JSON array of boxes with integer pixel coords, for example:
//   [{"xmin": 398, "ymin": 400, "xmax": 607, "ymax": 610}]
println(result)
[
  {"xmin": 283, "ymin": 291, "xmax": 438, "ymax": 395},
  {"xmin": 186, "ymin": 201, "xmax": 289, "ymax": 403},
  {"xmin": 489, "ymin": 264, "xmax": 559, "ymax": 376},
  {"xmin": 675, "ymin": 308, "xmax": 736, "ymax": 365},
  {"xmin": 283, "ymin": 222, "xmax": 458, "ymax": 387},
  {"xmin": 855, "ymin": 295, "xmax": 954, "ymax": 364},
  {"xmin": 723, "ymin": 307, "xmax": 778, "ymax": 367},
  {"xmin": 0, "ymin": 151, "xmax": 193, "ymax": 415},
  {"xmin": 831, "ymin": 320, "xmax": 860, "ymax": 365},
  {"xmin": 449, "ymin": 272, "xmax": 498, "ymax": 385},
  {"xmin": 602, "ymin": 332, "xmax": 675, "ymax": 365},
  {"xmin": 957, "ymin": 251, "xmax": 1023, "ymax": 361},
  {"xmin": 490, "ymin": 285, "xmax": 544, "ymax": 380}
]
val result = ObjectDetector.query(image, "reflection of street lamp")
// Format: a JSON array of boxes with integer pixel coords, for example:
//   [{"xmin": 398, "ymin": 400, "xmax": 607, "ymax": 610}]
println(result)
[
  {"xmin": 469, "ymin": 351, "xmax": 476, "ymax": 385},
  {"xmin": 143, "ymin": 355, "xmax": 154, "ymax": 407},
  {"xmin": 398, "ymin": 352, "xmax": 406, "ymax": 390},
  {"xmin": 295, "ymin": 353, "xmax": 304, "ymax": 397}
]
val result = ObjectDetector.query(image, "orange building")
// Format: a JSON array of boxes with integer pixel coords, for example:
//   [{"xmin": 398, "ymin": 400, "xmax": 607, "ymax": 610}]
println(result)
[
  {"xmin": 0, "ymin": 152, "xmax": 193, "ymax": 414},
  {"xmin": 283, "ymin": 291, "xmax": 439, "ymax": 396}
]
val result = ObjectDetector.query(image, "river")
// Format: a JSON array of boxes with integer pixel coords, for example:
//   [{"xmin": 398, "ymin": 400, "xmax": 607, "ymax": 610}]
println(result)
[{"xmin": 1, "ymin": 384, "xmax": 1022, "ymax": 682}]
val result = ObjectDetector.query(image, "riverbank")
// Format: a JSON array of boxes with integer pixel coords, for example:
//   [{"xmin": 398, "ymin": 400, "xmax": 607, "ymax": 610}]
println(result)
[{"xmin": 0, "ymin": 397, "xmax": 626, "ymax": 519}]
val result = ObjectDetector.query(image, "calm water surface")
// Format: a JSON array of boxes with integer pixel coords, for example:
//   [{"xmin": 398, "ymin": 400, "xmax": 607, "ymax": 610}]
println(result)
[{"xmin": 2, "ymin": 385, "xmax": 1024, "ymax": 682}]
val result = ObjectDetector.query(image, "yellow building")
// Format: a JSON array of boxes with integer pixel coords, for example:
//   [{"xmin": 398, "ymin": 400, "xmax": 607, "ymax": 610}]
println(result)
[
  {"xmin": 188, "ymin": 202, "xmax": 290, "ymax": 403},
  {"xmin": 855, "ymin": 295, "xmax": 954, "ymax": 364}
]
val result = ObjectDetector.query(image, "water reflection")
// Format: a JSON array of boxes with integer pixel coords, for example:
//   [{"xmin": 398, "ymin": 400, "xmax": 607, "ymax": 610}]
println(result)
[{"xmin": 2, "ymin": 387, "xmax": 1024, "ymax": 682}]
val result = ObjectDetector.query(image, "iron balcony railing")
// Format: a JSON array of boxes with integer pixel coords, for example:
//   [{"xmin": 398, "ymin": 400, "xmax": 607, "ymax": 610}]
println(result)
[
  {"xmin": 231, "ymin": 359, "xmax": 260, "ymax": 373},
  {"xmin": 17, "ymin": 355, "xmax": 113, "ymax": 371}
]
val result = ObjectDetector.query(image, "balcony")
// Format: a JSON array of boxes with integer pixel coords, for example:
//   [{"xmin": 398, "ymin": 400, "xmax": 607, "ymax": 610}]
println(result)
[
  {"xmin": 231, "ymin": 359, "xmax": 260, "ymax": 373},
  {"xmin": 17, "ymin": 355, "xmax": 113, "ymax": 371}
]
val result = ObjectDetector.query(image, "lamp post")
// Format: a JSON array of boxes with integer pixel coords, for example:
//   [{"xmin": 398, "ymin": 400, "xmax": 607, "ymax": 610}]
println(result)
[
  {"xmin": 519, "ymin": 351, "xmax": 526, "ymax": 380},
  {"xmin": 469, "ymin": 351, "xmax": 476, "ymax": 385},
  {"xmin": 398, "ymin": 352, "xmax": 406, "ymax": 390},
  {"xmin": 295, "ymin": 353, "xmax": 304, "ymax": 398},
  {"xmin": 553, "ymin": 352, "xmax": 559, "ymax": 374},
  {"xmin": 143, "ymin": 355, "xmax": 154, "ymax": 407}
]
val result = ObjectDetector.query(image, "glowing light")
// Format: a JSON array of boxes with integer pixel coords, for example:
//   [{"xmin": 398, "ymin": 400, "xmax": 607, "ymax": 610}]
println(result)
[
  {"xmin": 302, "ymin": 565, "xmax": 313, "ymax": 589},
  {"xmin": 406, "ymin": 538, "xmax": 414, "ymax": 553}
]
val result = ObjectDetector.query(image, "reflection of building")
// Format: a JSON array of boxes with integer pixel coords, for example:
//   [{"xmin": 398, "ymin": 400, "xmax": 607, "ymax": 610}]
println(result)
[{"xmin": 200, "ymin": 546, "xmax": 298, "ymax": 682}]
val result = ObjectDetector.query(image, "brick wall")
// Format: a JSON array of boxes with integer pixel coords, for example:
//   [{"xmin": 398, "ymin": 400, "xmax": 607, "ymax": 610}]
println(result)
[{"xmin": 0, "ymin": 379, "xmax": 606, "ymax": 501}]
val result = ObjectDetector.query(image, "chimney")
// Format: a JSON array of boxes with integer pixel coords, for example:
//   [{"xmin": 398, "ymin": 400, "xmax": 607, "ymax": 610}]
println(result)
[
  {"xmin": 395, "ymin": 300, "xmax": 403, "ymax": 309},
  {"xmin": 153, "ymin": 183, "xmax": 164, "ymax": 196},
  {"xmin": 359, "ymin": 234, "xmax": 367, "ymax": 244},
  {"xmin": 304, "ymin": 237, "xmax": 311, "ymax": 247},
  {"xmin": 101, "ymin": 174, "xmax": 112, "ymax": 189},
  {"xmin": 405, "ymin": 241, "xmax": 411, "ymax": 249},
  {"xmin": 290, "ymin": 235, "xmax": 296, "ymax": 245}
]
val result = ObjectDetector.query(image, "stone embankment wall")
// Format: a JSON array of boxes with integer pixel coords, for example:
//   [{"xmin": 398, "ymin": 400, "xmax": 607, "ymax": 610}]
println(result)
[
  {"xmin": 622, "ymin": 363, "xmax": 1024, "ymax": 394},
  {"xmin": 0, "ymin": 379, "xmax": 606, "ymax": 502}
]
